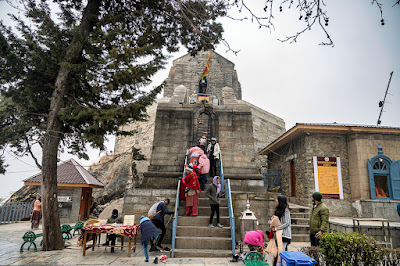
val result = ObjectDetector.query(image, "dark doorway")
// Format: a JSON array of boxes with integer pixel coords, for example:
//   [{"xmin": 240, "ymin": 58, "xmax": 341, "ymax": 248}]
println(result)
[
  {"xmin": 196, "ymin": 112, "xmax": 211, "ymax": 145},
  {"xmin": 290, "ymin": 160, "xmax": 296, "ymax": 197}
]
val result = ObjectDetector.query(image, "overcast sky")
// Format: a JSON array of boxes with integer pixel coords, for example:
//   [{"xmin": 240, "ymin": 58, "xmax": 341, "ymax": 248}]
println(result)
[{"xmin": 1, "ymin": 0, "xmax": 400, "ymax": 199}]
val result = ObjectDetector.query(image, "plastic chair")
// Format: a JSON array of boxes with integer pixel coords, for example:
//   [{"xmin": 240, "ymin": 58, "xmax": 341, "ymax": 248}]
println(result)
[{"xmin": 243, "ymin": 251, "xmax": 269, "ymax": 266}]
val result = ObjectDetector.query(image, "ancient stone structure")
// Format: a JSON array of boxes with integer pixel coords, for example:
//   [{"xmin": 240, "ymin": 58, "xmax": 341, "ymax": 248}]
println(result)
[{"xmin": 115, "ymin": 51, "xmax": 285, "ymax": 177}]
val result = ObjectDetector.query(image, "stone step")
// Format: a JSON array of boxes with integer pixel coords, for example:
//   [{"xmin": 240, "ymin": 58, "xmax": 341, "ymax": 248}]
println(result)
[
  {"xmin": 175, "ymin": 236, "xmax": 231, "ymax": 250},
  {"xmin": 291, "ymin": 234, "xmax": 310, "ymax": 242},
  {"xmin": 178, "ymin": 216, "xmax": 230, "ymax": 227},
  {"xmin": 178, "ymin": 206, "xmax": 229, "ymax": 216},
  {"xmin": 291, "ymin": 217, "xmax": 309, "ymax": 225},
  {"xmin": 230, "ymin": 186, "xmax": 267, "ymax": 193},
  {"xmin": 291, "ymin": 224, "xmax": 309, "ymax": 234},
  {"xmin": 198, "ymin": 198, "xmax": 227, "ymax": 207},
  {"xmin": 176, "ymin": 225, "xmax": 231, "ymax": 238},
  {"xmin": 173, "ymin": 248, "xmax": 232, "ymax": 258},
  {"xmin": 291, "ymin": 212, "xmax": 310, "ymax": 218}
]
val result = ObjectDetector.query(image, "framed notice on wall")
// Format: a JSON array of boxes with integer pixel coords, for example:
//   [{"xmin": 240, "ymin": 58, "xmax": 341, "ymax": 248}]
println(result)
[{"xmin": 313, "ymin": 156, "xmax": 344, "ymax": 199}]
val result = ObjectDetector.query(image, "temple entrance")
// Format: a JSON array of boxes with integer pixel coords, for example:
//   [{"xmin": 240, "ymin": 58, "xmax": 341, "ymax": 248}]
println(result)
[{"xmin": 196, "ymin": 112, "xmax": 212, "ymax": 146}]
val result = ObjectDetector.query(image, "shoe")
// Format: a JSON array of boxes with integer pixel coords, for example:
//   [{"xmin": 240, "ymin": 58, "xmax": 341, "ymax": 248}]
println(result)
[
  {"xmin": 153, "ymin": 257, "xmax": 159, "ymax": 264},
  {"xmin": 217, "ymin": 223, "xmax": 223, "ymax": 228},
  {"xmin": 160, "ymin": 247, "xmax": 170, "ymax": 252},
  {"xmin": 145, "ymin": 259, "xmax": 149, "ymax": 262},
  {"xmin": 149, "ymin": 246, "xmax": 160, "ymax": 252},
  {"xmin": 111, "ymin": 247, "xmax": 115, "ymax": 253},
  {"xmin": 209, "ymin": 224, "xmax": 215, "ymax": 228}
]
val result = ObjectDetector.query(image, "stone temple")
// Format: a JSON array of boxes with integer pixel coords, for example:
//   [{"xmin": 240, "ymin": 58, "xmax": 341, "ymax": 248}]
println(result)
[{"xmin": 114, "ymin": 51, "xmax": 285, "ymax": 177}]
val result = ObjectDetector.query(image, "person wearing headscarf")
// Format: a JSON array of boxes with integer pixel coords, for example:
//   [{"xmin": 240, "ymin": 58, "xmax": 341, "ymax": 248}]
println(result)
[
  {"xmin": 30, "ymin": 196, "xmax": 42, "ymax": 229},
  {"xmin": 206, "ymin": 176, "xmax": 223, "ymax": 228},
  {"xmin": 244, "ymin": 230, "xmax": 264, "ymax": 253},
  {"xmin": 104, "ymin": 209, "xmax": 124, "ymax": 252},
  {"xmin": 140, "ymin": 216, "xmax": 160, "ymax": 262},
  {"xmin": 182, "ymin": 164, "xmax": 201, "ymax": 216},
  {"xmin": 207, "ymin": 137, "xmax": 221, "ymax": 177}
]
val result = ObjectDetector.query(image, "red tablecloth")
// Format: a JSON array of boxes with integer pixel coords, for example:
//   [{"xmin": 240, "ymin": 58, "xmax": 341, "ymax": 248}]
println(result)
[{"xmin": 82, "ymin": 224, "xmax": 140, "ymax": 238}]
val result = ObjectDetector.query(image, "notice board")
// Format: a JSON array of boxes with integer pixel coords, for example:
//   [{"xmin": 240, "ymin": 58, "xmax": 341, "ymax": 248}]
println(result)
[{"xmin": 313, "ymin": 156, "xmax": 344, "ymax": 199}]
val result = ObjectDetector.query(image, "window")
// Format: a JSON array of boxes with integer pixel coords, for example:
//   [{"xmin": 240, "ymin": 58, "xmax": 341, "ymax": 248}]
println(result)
[{"xmin": 368, "ymin": 143, "xmax": 400, "ymax": 200}]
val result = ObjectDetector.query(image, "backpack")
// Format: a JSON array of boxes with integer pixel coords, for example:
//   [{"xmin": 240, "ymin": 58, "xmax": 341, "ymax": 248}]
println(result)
[{"xmin": 148, "ymin": 201, "xmax": 163, "ymax": 219}]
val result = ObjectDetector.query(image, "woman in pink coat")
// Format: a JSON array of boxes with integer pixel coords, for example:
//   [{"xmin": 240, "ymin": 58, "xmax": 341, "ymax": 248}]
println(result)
[{"xmin": 197, "ymin": 154, "xmax": 210, "ymax": 190}]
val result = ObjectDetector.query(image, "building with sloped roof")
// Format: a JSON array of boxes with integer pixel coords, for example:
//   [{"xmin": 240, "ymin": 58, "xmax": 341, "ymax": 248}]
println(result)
[
  {"xmin": 24, "ymin": 159, "xmax": 103, "ymax": 222},
  {"xmin": 259, "ymin": 123, "xmax": 400, "ymax": 221}
]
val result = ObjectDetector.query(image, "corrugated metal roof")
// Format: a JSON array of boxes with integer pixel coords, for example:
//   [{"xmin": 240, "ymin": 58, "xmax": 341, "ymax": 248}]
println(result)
[
  {"xmin": 23, "ymin": 159, "xmax": 104, "ymax": 187},
  {"xmin": 296, "ymin": 123, "xmax": 400, "ymax": 130}
]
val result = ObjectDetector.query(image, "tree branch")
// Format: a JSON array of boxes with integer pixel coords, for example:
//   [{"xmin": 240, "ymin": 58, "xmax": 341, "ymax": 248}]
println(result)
[{"xmin": 25, "ymin": 136, "xmax": 42, "ymax": 169}]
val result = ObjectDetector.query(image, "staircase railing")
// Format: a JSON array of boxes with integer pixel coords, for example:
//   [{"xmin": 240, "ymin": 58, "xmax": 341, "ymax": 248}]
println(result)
[
  {"xmin": 219, "ymin": 152, "xmax": 225, "ymax": 192},
  {"xmin": 225, "ymin": 178, "xmax": 236, "ymax": 256},
  {"xmin": 171, "ymin": 152, "xmax": 187, "ymax": 258}
]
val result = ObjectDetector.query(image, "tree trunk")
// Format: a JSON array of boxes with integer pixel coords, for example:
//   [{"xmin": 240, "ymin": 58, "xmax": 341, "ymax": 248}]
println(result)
[{"xmin": 40, "ymin": 0, "xmax": 101, "ymax": 251}]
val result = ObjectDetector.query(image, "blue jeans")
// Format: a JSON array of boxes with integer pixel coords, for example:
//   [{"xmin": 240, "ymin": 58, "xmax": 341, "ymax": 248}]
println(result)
[
  {"xmin": 143, "ymin": 241, "xmax": 149, "ymax": 261},
  {"xmin": 199, "ymin": 174, "xmax": 207, "ymax": 191}
]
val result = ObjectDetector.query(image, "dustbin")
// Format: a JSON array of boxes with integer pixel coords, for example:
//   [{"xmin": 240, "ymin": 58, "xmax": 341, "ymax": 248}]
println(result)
[{"xmin": 280, "ymin": 251, "xmax": 316, "ymax": 266}]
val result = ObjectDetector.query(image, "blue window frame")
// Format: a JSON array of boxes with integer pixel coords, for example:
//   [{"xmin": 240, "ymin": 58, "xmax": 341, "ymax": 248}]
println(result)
[{"xmin": 367, "ymin": 143, "xmax": 400, "ymax": 200}]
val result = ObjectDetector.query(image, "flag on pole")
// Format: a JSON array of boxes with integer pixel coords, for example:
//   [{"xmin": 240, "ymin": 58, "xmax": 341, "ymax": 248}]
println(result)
[{"xmin": 201, "ymin": 50, "xmax": 212, "ymax": 79}]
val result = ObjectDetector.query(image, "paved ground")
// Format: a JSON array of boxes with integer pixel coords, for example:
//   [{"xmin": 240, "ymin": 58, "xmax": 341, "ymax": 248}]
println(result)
[{"xmin": 0, "ymin": 222, "xmax": 308, "ymax": 265}]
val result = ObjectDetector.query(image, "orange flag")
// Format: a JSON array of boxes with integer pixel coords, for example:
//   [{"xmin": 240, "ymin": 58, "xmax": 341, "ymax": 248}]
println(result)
[{"xmin": 201, "ymin": 50, "xmax": 212, "ymax": 79}]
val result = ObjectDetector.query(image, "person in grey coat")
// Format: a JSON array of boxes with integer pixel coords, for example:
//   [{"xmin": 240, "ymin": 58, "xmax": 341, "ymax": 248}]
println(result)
[{"xmin": 206, "ymin": 176, "xmax": 223, "ymax": 228}]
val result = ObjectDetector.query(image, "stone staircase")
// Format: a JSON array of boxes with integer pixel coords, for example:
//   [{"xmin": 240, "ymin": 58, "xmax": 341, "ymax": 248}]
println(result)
[
  {"xmin": 289, "ymin": 204, "xmax": 311, "ymax": 242},
  {"xmin": 174, "ymin": 192, "xmax": 233, "ymax": 258}
]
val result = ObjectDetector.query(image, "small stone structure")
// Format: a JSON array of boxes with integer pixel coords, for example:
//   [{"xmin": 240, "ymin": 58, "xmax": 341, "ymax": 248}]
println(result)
[
  {"xmin": 260, "ymin": 123, "xmax": 400, "ymax": 220},
  {"xmin": 23, "ymin": 159, "xmax": 104, "ymax": 223}
]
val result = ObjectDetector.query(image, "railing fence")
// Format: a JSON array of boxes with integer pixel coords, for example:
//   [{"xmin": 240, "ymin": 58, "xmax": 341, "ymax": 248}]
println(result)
[{"xmin": 0, "ymin": 202, "xmax": 33, "ymax": 225}]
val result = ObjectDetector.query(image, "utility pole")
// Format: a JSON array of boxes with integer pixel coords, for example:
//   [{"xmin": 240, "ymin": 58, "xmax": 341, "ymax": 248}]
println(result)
[{"xmin": 377, "ymin": 71, "xmax": 394, "ymax": 126}]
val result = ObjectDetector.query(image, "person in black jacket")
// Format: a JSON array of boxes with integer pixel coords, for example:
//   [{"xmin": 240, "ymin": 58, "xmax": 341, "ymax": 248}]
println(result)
[
  {"xmin": 140, "ymin": 216, "xmax": 160, "ymax": 262},
  {"xmin": 151, "ymin": 198, "xmax": 174, "ymax": 251}
]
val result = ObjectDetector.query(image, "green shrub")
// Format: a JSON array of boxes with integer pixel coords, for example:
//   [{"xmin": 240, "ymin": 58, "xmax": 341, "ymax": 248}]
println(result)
[{"xmin": 319, "ymin": 232, "xmax": 385, "ymax": 265}]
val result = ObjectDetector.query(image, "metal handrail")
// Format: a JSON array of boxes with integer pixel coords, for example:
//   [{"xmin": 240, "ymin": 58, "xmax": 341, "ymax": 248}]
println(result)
[
  {"xmin": 225, "ymin": 179, "xmax": 236, "ymax": 256},
  {"xmin": 219, "ymin": 152, "xmax": 225, "ymax": 192},
  {"xmin": 171, "ymin": 152, "xmax": 187, "ymax": 258}
]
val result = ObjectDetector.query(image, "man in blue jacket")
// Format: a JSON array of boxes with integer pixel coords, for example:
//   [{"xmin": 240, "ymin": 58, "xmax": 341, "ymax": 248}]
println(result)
[{"xmin": 151, "ymin": 198, "xmax": 174, "ymax": 252}]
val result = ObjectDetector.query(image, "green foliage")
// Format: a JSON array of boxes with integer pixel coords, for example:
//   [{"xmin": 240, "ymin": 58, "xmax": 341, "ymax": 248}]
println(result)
[
  {"xmin": 0, "ymin": 0, "xmax": 227, "ymax": 170},
  {"xmin": 319, "ymin": 232, "xmax": 385, "ymax": 265},
  {"xmin": 299, "ymin": 246, "xmax": 323, "ymax": 266}
]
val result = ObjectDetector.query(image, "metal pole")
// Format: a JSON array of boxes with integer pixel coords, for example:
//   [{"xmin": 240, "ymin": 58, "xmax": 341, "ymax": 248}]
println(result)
[{"xmin": 377, "ymin": 71, "xmax": 394, "ymax": 125}]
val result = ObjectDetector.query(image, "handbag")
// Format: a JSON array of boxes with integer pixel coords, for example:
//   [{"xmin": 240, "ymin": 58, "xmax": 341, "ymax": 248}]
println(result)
[{"xmin": 187, "ymin": 188, "xmax": 196, "ymax": 196}]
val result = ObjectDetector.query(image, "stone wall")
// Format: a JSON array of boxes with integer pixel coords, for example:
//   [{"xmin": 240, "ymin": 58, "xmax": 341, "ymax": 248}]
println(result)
[
  {"xmin": 355, "ymin": 199, "xmax": 400, "ymax": 222},
  {"xmin": 164, "ymin": 51, "xmax": 242, "ymax": 101},
  {"xmin": 148, "ymin": 100, "xmax": 260, "ymax": 175},
  {"xmin": 268, "ymin": 133, "xmax": 353, "ymax": 217},
  {"xmin": 347, "ymin": 133, "xmax": 400, "ymax": 199},
  {"xmin": 329, "ymin": 220, "xmax": 400, "ymax": 249}
]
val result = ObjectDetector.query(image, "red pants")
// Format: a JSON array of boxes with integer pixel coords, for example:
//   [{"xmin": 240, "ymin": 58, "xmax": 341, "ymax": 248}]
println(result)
[{"xmin": 185, "ymin": 194, "xmax": 198, "ymax": 216}]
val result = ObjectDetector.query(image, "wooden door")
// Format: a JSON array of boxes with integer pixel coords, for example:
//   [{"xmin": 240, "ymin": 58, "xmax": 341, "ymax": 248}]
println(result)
[
  {"xmin": 290, "ymin": 160, "xmax": 296, "ymax": 197},
  {"xmin": 79, "ymin": 187, "xmax": 92, "ymax": 220}
]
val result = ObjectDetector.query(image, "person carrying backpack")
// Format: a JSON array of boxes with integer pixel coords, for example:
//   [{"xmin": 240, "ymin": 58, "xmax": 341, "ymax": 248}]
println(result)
[{"xmin": 150, "ymin": 199, "xmax": 174, "ymax": 252}]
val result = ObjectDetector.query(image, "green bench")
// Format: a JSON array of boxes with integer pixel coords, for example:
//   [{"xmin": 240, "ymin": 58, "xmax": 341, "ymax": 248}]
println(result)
[{"xmin": 20, "ymin": 221, "xmax": 84, "ymax": 252}]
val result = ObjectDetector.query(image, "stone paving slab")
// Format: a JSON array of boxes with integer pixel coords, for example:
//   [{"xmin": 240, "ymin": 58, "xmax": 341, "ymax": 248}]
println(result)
[{"xmin": 0, "ymin": 221, "xmax": 309, "ymax": 265}]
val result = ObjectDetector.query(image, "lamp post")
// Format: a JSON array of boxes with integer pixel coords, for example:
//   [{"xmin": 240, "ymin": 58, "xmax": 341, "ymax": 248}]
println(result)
[{"xmin": 240, "ymin": 199, "xmax": 259, "ymax": 242}]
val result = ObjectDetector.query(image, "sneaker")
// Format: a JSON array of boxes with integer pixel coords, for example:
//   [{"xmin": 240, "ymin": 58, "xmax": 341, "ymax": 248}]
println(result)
[
  {"xmin": 145, "ymin": 259, "xmax": 149, "ymax": 262},
  {"xmin": 160, "ymin": 247, "xmax": 170, "ymax": 252},
  {"xmin": 149, "ymin": 246, "xmax": 160, "ymax": 252},
  {"xmin": 209, "ymin": 224, "xmax": 215, "ymax": 228},
  {"xmin": 217, "ymin": 223, "xmax": 223, "ymax": 228}
]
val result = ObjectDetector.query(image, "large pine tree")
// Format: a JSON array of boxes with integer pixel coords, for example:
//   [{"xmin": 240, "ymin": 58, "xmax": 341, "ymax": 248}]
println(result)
[{"xmin": 0, "ymin": 0, "xmax": 226, "ymax": 250}]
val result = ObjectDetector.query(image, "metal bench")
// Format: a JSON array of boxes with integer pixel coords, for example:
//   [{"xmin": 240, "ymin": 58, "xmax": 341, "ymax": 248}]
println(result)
[
  {"xmin": 20, "ymin": 231, "xmax": 43, "ymax": 252},
  {"xmin": 72, "ymin": 221, "xmax": 84, "ymax": 236}
]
